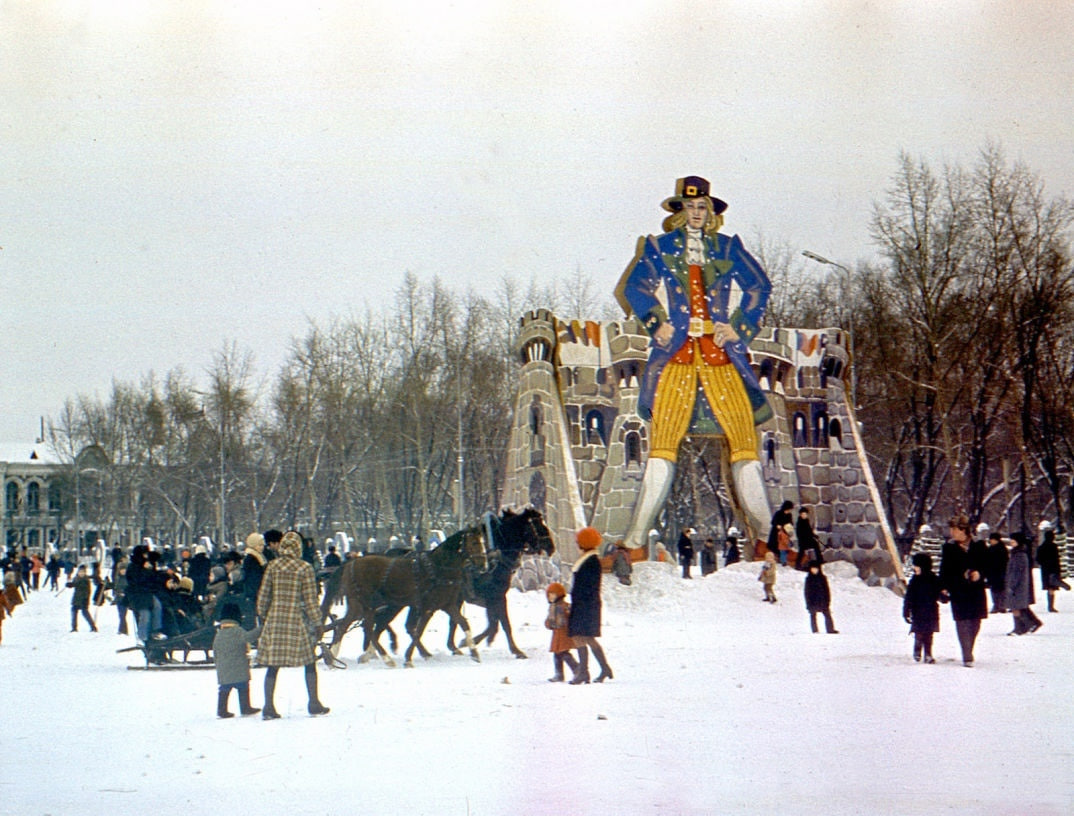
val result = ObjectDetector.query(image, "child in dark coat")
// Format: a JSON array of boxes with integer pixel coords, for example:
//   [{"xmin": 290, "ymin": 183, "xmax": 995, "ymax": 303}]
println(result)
[
  {"xmin": 212, "ymin": 602, "xmax": 261, "ymax": 718},
  {"xmin": 803, "ymin": 560, "xmax": 838, "ymax": 633},
  {"xmin": 67, "ymin": 565, "xmax": 98, "ymax": 632},
  {"xmin": 544, "ymin": 582, "xmax": 579, "ymax": 682},
  {"xmin": 903, "ymin": 552, "xmax": 941, "ymax": 663}
]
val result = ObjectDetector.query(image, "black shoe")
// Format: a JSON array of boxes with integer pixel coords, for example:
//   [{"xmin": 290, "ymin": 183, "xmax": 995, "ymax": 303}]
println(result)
[
  {"xmin": 262, "ymin": 708, "xmax": 281, "ymax": 720},
  {"xmin": 218, "ymin": 711, "xmax": 235, "ymax": 719},
  {"xmin": 594, "ymin": 669, "xmax": 613, "ymax": 683},
  {"xmin": 569, "ymin": 673, "xmax": 590, "ymax": 685},
  {"xmin": 924, "ymin": 656, "xmax": 936, "ymax": 664},
  {"xmin": 548, "ymin": 675, "xmax": 565, "ymax": 683},
  {"xmin": 1030, "ymin": 622, "xmax": 1043, "ymax": 632},
  {"xmin": 308, "ymin": 702, "xmax": 330, "ymax": 716}
]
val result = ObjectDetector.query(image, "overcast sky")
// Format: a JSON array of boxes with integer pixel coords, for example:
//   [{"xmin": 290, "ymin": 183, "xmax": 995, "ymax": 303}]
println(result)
[{"xmin": 3, "ymin": 1, "xmax": 1073, "ymax": 447}]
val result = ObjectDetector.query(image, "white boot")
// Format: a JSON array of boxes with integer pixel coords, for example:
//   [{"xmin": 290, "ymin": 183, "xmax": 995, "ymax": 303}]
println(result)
[
  {"xmin": 623, "ymin": 458, "xmax": 676, "ymax": 549},
  {"xmin": 731, "ymin": 459, "xmax": 772, "ymax": 541}
]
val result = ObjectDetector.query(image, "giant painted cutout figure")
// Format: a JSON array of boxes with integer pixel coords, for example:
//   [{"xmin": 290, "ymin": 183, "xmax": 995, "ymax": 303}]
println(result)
[{"xmin": 616, "ymin": 176, "xmax": 773, "ymax": 552}]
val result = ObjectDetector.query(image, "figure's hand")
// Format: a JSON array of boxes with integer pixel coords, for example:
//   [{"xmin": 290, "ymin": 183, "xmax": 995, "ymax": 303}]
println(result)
[
  {"xmin": 654, "ymin": 322, "xmax": 675, "ymax": 348},
  {"xmin": 711, "ymin": 322, "xmax": 736, "ymax": 345}
]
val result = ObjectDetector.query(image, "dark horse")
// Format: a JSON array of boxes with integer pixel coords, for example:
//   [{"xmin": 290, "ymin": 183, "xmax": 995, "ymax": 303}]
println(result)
[
  {"xmin": 446, "ymin": 507, "xmax": 555, "ymax": 659},
  {"xmin": 319, "ymin": 519, "xmax": 490, "ymax": 667}
]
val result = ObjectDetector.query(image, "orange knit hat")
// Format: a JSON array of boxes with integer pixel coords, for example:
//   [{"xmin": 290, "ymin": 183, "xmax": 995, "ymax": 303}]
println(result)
[{"xmin": 576, "ymin": 526, "xmax": 602, "ymax": 550}]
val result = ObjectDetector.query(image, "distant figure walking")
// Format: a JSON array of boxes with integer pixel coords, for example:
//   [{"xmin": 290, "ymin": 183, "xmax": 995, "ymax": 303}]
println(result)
[
  {"xmin": 677, "ymin": 529, "xmax": 696, "ymax": 579},
  {"xmin": 903, "ymin": 553, "xmax": 940, "ymax": 663},
  {"xmin": 1005, "ymin": 533, "xmax": 1043, "ymax": 635},
  {"xmin": 67, "ymin": 565, "xmax": 98, "ymax": 633},
  {"xmin": 939, "ymin": 515, "xmax": 989, "ymax": 667},
  {"xmin": 1036, "ymin": 522, "xmax": 1069, "ymax": 613},
  {"xmin": 803, "ymin": 560, "xmax": 838, "ymax": 633},
  {"xmin": 758, "ymin": 551, "xmax": 778, "ymax": 603}
]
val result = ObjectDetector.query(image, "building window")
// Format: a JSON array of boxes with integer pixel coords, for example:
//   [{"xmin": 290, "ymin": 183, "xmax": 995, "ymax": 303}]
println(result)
[
  {"xmin": 4, "ymin": 481, "xmax": 18, "ymax": 515},
  {"xmin": 585, "ymin": 410, "xmax": 606, "ymax": 446},
  {"xmin": 625, "ymin": 432, "xmax": 641, "ymax": 468},
  {"xmin": 792, "ymin": 413, "xmax": 808, "ymax": 448},
  {"xmin": 26, "ymin": 482, "xmax": 41, "ymax": 514},
  {"xmin": 829, "ymin": 418, "xmax": 844, "ymax": 450},
  {"xmin": 528, "ymin": 472, "xmax": 547, "ymax": 515},
  {"xmin": 812, "ymin": 409, "xmax": 829, "ymax": 448}
]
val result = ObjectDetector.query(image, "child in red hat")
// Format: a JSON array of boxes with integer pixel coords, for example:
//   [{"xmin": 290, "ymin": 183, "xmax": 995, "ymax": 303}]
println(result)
[{"xmin": 544, "ymin": 582, "xmax": 579, "ymax": 682}]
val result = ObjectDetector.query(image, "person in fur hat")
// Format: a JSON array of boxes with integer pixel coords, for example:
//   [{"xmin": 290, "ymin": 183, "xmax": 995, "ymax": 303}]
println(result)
[
  {"xmin": 256, "ymin": 530, "xmax": 328, "ymax": 719},
  {"xmin": 567, "ymin": 527, "xmax": 614, "ymax": 684},
  {"xmin": 212, "ymin": 601, "xmax": 261, "ymax": 718},
  {"xmin": 544, "ymin": 582, "xmax": 579, "ymax": 682},
  {"xmin": 903, "ymin": 552, "xmax": 941, "ymax": 663}
]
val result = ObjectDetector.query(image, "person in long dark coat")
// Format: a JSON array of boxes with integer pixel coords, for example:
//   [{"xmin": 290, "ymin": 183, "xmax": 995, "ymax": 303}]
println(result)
[
  {"xmin": 568, "ymin": 527, "xmax": 613, "ymax": 684},
  {"xmin": 903, "ymin": 552, "xmax": 941, "ymax": 663},
  {"xmin": 187, "ymin": 544, "xmax": 212, "ymax": 599},
  {"xmin": 723, "ymin": 528, "xmax": 742, "ymax": 566},
  {"xmin": 677, "ymin": 529, "xmax": 695, "ymax": 579},
  {"xmin": 983, "ymin": 530, "xmax": 1009, "ymax": 613},
  {"xmin": 1036, "ymin": 524, "xmax": 1069, "ymax": 612},
  {"xmin": 699, "ymin": 538, "xmax": 719, "ymax": 576},
  {"xmin": 795, "ymin": 507, "xmax": 822, "ymax": 569},
  {"xmin": 1005, "ymin": 532, "xmax": 1043, "ymax": 635},
  {"xmin": 939, "ymin": 515, "xmax": 989, "ymax": 666},
  {"xmin": 768, "ymin": 501, "xmax": 794, "ymax": 560},
  {"xmin": 803, "ymin": 560, "xmax": 838, "ymax": 634},
  {"xmin": 256, "ymin": 530, "xmax": 328, "ymax": 719}
]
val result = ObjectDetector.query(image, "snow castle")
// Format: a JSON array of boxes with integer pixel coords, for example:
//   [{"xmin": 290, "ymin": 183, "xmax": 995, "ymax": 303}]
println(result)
[{"xmin": 500, "ymin": 309, "xmax": 902, "ymax": 586}]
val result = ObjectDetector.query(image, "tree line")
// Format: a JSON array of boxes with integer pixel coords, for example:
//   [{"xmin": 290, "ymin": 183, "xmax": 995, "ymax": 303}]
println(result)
[{"xmin": 49, "ymin": 145, "xmax": 1074, "ymax": 549}]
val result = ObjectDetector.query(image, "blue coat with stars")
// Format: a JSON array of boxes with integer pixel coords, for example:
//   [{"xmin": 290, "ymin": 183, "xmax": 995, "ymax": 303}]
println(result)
[{"xmin": 623, "ymin": 228, "xmax": 773, "ymax": 432}]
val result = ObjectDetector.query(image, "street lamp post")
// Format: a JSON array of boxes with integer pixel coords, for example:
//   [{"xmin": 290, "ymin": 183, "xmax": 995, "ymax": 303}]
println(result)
[
  {"xmin": 73, "ymin": 466, "xmax": 100, "ymax": 560},
  {"xmin": 802, "ymin": 250, "xmax": 858, "ymax": 409}
]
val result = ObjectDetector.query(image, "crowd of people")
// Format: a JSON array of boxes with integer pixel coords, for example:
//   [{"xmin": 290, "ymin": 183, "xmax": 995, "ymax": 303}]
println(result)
[{"xmin": 1, "ymin": 510, "xmax": 1068, "ymax": 717}]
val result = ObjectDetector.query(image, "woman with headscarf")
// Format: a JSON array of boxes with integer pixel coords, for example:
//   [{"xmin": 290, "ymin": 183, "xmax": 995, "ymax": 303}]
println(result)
[{"xmin": 256, "ymin": 530, "xmax": 328, "ymax": 719}]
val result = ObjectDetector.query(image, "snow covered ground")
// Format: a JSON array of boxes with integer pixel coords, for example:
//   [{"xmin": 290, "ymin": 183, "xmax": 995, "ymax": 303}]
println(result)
[{"xmin": 3, "ymin": 559, "xmax": 1072, "ymax": 816}]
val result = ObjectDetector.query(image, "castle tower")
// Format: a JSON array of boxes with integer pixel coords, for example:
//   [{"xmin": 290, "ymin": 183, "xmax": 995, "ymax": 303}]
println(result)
[{"xmin": 501, "ymin": 310, "xmax": 588, "ymax": 564}]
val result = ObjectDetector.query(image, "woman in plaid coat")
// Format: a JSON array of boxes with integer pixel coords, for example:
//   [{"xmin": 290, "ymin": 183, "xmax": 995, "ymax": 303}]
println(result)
[{"xmin": 256, "ymin": 531, "xmax": 329, "ymax": 719}]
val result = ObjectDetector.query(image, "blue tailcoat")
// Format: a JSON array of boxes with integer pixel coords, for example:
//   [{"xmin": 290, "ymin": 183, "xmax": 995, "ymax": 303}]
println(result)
[{"xmin": 623, "ymin": 229, "xmax": 772, "ymax": 431}]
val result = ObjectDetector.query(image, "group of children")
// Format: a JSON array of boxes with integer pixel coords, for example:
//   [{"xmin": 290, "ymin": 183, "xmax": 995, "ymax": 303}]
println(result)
[{"xmin": 755, "ymin": 550, "xmax": 840, "ymax": 634}]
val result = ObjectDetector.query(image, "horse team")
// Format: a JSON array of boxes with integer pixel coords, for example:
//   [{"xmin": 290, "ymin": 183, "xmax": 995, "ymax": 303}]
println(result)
[{"xmin": 318, "ymin": 508, "xmax": 554, "ymax": 668}]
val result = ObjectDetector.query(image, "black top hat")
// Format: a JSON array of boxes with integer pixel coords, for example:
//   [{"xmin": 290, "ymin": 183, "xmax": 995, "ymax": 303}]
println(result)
[{"xmin": 661, "ymin": 175, "xmax": 728, "ymax": 215}]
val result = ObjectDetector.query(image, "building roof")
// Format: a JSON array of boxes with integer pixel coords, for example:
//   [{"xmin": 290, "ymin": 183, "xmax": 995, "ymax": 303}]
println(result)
[{"xmin": 0, "ymin": 443, "xmax": 64, "ymax": 466}]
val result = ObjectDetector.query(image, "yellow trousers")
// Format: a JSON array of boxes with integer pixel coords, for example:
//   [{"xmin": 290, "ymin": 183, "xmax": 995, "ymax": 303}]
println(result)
[{"xmin": 649, "ymin": 345, "xmax": 759, "ymax": 463}]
